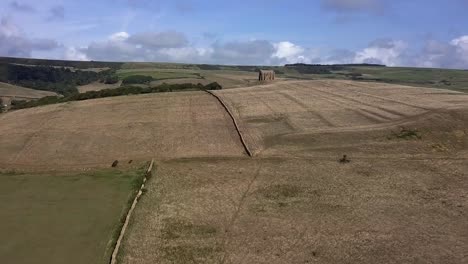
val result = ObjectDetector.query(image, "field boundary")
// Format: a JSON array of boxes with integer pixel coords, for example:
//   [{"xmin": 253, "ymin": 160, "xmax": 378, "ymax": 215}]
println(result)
[
  {"xmin": 110, "ymin": 159, "xmax": 154, "ymax": 264},
  {"xmin": 205, "ymin": 90, "xmax": 253, "ymax": 157}
]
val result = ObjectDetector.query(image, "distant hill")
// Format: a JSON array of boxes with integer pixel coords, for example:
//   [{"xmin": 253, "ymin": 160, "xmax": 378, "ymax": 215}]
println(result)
[{"xmin": 0, "ymin": 56, "xmax": 123, "ymax": 69}]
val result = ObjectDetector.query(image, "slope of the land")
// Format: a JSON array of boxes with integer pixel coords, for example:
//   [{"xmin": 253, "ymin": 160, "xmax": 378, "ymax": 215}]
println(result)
[
  {"xmin": 2, "ymin": 79, "xmax": 468, "ymax": 264},
  {"xmin": 120, "ymin": 157, "xmax": 468, "ymax": 264},
  {"xmin": 119, "ymin": 79, "xmax": 468, "ymax": 264},
  {"xmin": 215, "ymin": 80, "xmax": 468, "ymax": 158},
  {"xmin": 0, "ymin": 82, "xmax": 57, "ymax": 99},
  {"xmin": 0, "ymin": 91, "xmax": 246, "ymax": 169},
  {"xmin": 77, "ymin": 81, "xmax": 122, "ymax": 93}
]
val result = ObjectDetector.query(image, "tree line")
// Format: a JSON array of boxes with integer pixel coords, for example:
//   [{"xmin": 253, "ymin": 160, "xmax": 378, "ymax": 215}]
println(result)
[
  {"xmin": 10, "ymin": 82, "xmax": 222, "ymax": 110},
  {"xmin": 0, "ymin": 63, "xmax": 116, "ymax": 95}
]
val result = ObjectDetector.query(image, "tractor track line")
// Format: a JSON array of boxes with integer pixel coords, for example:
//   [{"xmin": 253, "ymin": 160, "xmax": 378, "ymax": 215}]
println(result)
[
  {"xmin": 205, "ymin": 90, "xmax": 253, "ymax": 157},
  {"xmin": 276, "ymin": 90, "xmax": 336, "ymax": 127}
]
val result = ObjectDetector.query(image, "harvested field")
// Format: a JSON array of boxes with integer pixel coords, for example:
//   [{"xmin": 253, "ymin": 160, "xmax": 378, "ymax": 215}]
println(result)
[
  {"xmin": 2, "ymin": 79, "xmax": 468, "ymax": 263},
  {"xmin": 0, "ymin": 91, "xmax": 245, "ymax": 170},
  {"xmin": 118, "ymin": 79, "xmax": 468, "ymax": 264},
  {"xmin": 0, "ymin": 82, "xmax": 57, "ymax": 99},
  {"xmin": 0, "ymin": 168, "xmax": 143, "ymax": 264},
  {"xmin": 150, "ymin": 78, "xmax": 213, "ymax": 87},
  {"xmin": 78, "ymin": 81, "xmax": 122, "ymax": 93},
  {"xmin": 119, "ymin": 158, "xmax": 468, "ymax": 264},
  {"xmin": 201, "ymin": 71, "xmax": 260, "ymax": 88},
  {"xmin": 215, "ymin": 80, "xmax": 468, "ymax": 157}
]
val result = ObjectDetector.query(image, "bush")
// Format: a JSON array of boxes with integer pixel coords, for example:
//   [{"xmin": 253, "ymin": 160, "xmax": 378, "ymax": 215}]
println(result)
[
  {"xmin": 104, "ymin": 75, "xmax": 119, "ymax": 84},
  {"xmin": 122, "ymin": 75, "xmax": 154, "ymax": 85},
  {"xmin": 204, "ymin": 82, "xmax": 222, "ymax": 90}
]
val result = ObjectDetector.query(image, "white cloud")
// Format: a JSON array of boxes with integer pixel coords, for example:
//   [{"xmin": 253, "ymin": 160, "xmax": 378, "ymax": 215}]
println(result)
[
  {"xmin": 272, "ymin": 41, "xmax": 310, "ymax": 64},
  {"xmin": 353, "ymin": 39, "xmax": 406, "ymax": 66},
  {"xmin": 109, "ymin": 31, "xmax": 130, "ymax": 42},
  {"xmin": 451, "ymin": 35, "xmax": 468, "ymax": 63},
  {"xmin": 128, "ymin": 31, "xmax": 188, "ymax": 49},
  {"xmin": 0, "ymin": 17, "xmax": 59, "ymax": 57},
  {"xmin": 64, "ymin": 47, "xmax": 88, "ymax": 61}
]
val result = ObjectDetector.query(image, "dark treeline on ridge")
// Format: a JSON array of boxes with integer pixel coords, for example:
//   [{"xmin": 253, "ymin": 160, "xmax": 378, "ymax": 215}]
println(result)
[
  {"xmin": 0, "ymin": 56, "xmax": 123, "ymax": 69},
  {"xmin": 0, "ymin": 63, "xmax": 116, "ymax": 95}
]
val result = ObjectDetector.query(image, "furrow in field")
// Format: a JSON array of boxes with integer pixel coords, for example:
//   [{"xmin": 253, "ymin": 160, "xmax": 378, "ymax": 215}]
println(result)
[
  {"xmin": 276, "ymin": 90, "xmax": 336, "ymax": 128},
  {"xmin": 299, "ymin": 82, "xmax": 417, "ymax": 119},
  {"xmin": 289, "ymin": 84, "xmax": 392, "ymax": 124}
]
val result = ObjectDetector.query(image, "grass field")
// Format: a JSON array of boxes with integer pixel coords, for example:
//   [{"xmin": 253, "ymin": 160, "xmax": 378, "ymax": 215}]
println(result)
[
  {"xmin": 0, "ymin": 91, "xmax": 245, "ymax": 169},
  {"xmin": 120, "ymin": 158, "xmax": 468, "ymax": 264},
  {"xmin": 215, "ymin": 79, "xmax": 468, "ymax": 156},
  {"xmin": 109, "ymin": 79, "xmax": 468, "ymax": 263},
  {"xmin": 280, "ymin": 66, "xmax": 468, "ymax": 92},
  {"xmin": 116, "ymin": 69, "xmax": 202, "ymax": 80},
  {"xmin": 0, "ymin": 167, "xmax": 145, "ymax": 264}
]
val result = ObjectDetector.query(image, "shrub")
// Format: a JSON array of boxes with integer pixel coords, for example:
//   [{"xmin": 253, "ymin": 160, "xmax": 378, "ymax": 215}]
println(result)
[
  {"xmin": 104, "ymin": 75, "xmax": 119, "ymax": 84},
  {"xmin": 204, "ymin": 82, "xmax": 222, "ymax": 90}
]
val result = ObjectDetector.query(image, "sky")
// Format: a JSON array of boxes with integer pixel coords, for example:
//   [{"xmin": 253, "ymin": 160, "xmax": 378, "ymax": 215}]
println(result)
[{"xmin": 1, "ymin": 0, "xmax": 468, "ymax": 68}]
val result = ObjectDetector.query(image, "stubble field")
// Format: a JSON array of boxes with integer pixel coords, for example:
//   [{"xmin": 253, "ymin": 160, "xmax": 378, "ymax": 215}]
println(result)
[
  {"xmin": 0, "ymin": 91, "xmax": 245, "ymax": 170},
  {"xmin": 1, "ymin": 79, "xmax": 468, "ymax": 263},
  {"xmin": 117, "ymin": 80, "xmax": 468, "ymax": 263}
]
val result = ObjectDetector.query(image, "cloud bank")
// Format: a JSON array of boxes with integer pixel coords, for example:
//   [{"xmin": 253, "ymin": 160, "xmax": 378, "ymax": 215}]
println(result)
[
  {"xmin": 0, "ymin": 17, "xmax": 59, "ymax": 58},
  {"xmin": 1, "ymin": 15, "xmax": 468, "ymax": 69}
]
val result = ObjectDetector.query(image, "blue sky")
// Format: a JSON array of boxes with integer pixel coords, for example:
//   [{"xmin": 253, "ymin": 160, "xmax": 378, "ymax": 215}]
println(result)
[{"xmin": 1, "ymin": 0, "xmax": 468, "ymax": 68}]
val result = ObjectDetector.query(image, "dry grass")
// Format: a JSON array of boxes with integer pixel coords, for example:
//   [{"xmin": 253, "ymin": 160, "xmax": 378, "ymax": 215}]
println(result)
[
  {"xmin": 2, "ymin": 79, "xmax": 468, "ymax": 263},
  {"xmin": 120, "ymin": 158, "xmax": 468, "ymax": 264},
  {"xmin": 116, "ymin": 79, "xmax": 468, "ymax": 264},
  {"xmin": 214, "ymin": 79, "xmax": 468, "ymax": 156},
  {"xmin": 77, "ymin": 81, "xmax": 122, "ymax": 93},
  {"xmin": 0, "ymin": 81, "xmax": 57, "ymax": 99},
  {"xmin": 0, "ymin": 91, "xmax": 245, "ymax": 170}
]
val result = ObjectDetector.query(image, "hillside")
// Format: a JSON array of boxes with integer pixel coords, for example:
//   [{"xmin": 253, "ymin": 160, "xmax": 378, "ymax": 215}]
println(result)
[
  {"xmin": 0, "ymin": 82, "xmax": 57, "ymax": 99},
  {"xmin": 1, "ymin": 64, "xmax": 468, "ymax": 264}
]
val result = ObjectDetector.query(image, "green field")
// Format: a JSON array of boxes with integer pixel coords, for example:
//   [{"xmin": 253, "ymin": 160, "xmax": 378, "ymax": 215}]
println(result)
[
  {"xmin": 0, "ymin": 168, "xmax": 145, "ymax": 264},
  {"xmin": 280, "ymin": 66, "xmax": 468, "ymax": 92},
  {"xmin": 116, "ymin": 68, "xmax": 203, "ymax": 81}
]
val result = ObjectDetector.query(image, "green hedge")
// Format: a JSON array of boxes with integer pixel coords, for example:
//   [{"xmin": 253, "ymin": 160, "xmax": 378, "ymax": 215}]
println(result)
[{"xmin": 10, "ymin": 82, "xmax": 222, "ymax": 110}]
